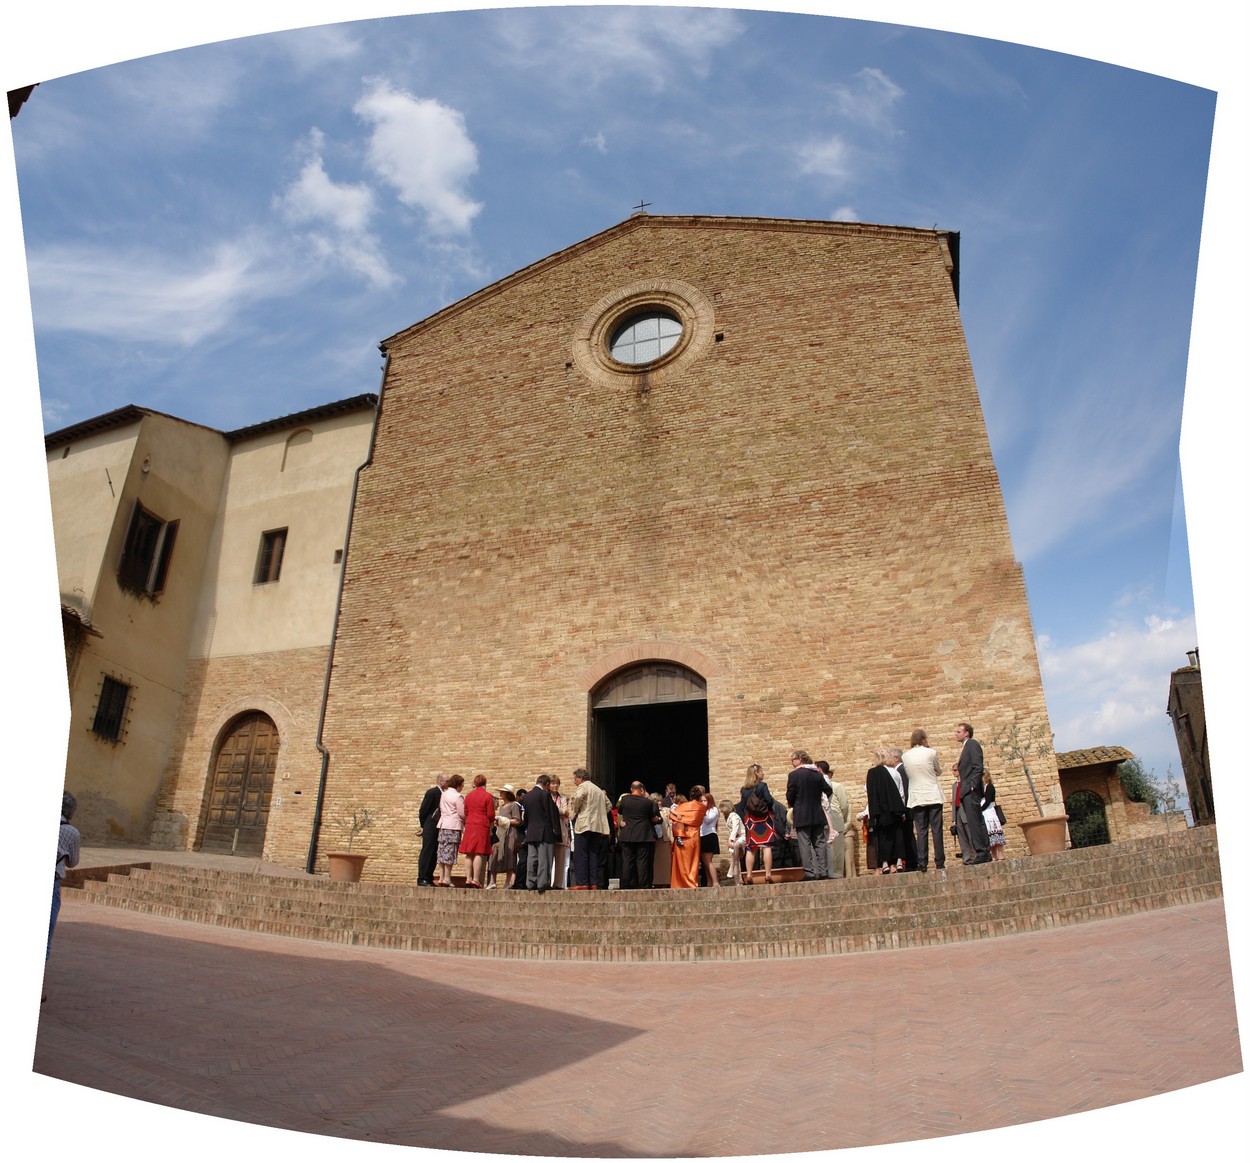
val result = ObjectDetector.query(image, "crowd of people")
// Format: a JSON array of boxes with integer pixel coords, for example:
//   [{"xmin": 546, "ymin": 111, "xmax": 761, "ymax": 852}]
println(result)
[{"xmin": 413, "ymin": 723, "xmax": 1006, "ymax": 890}]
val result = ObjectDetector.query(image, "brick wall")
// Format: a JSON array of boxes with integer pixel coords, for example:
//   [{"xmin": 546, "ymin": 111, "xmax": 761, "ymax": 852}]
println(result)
[
  {"xmin": 150, "ymin": 646, "xmax": 330, "ymax": 868},
  {"xmin": 316, "ymin": 217, "xmax": 1058, "ymax": 882}
]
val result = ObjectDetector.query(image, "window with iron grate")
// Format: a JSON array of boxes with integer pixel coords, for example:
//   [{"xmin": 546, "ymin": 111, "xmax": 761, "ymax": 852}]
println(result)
[{"xmin": 91, "ymin": 675, "xmax": 131, "ymax": 742}]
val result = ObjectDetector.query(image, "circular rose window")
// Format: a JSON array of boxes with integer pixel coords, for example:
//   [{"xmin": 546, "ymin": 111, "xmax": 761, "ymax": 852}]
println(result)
[{"xmin": 608, "ymin": 311, "xmax": 683, "ymax": 366}]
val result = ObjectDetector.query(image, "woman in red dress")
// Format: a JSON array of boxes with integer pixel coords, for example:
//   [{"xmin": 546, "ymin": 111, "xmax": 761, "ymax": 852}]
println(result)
[
  {"xmin": 668, "ymin": 788, "xmax": 709, "ymax": 889},
  {"xmin": 458, "ymin": 774, "xmax": 496, "ymax": 888}
]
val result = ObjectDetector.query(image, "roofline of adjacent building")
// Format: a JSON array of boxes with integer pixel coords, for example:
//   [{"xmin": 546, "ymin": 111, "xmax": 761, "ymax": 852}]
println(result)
[
  {"xmin": 379, "ymin": 213, "xmax": 962, "ymax": 353},
  {"xmin": 1055, "ymin": 746, "xmax": 1135, "ymax": 770},
  {"xmin": 44, "ymin": 394, "xmax": 378, "ymax": 452}
]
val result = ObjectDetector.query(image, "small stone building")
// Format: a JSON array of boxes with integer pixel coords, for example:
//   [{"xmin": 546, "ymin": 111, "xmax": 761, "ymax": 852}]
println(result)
[{"xmin": 297, "ymin": 214, "xmax": 1060, "ymax": 881}]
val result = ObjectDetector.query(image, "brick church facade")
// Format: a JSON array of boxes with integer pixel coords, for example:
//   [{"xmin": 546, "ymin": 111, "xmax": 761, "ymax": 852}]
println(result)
[{"xmin": 300, "ymin": 214, "xmax": 1058, "ymax": 881}]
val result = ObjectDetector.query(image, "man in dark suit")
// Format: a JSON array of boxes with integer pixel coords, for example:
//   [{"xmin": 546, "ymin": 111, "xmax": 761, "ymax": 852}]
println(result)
[
  {"xmin": 416, "ymin": 773, "xmax": 447, "ymax": 886},
  {"xmin": 522, "ymin": 774, "xmax": 561, "ymax": 892},
  {"xmin": 616, "ymin": 781, "xmax": 660, "ymax": 889},
  {"xmin": 954, "ymin": 722, "xmax": 992, "ymax": 864},
  {"xmin": 786, "ymin": 748, "xmax": 833, "ymax": 880}
]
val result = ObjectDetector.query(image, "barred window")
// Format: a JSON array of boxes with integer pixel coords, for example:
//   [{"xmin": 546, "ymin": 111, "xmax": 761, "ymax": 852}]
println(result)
[{"xmin": 92, "ymin": 675, "xmax": 131, "ymax": 742}]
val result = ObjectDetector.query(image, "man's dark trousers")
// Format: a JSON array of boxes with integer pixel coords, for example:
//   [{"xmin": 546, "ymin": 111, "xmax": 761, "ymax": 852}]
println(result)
[
  {"xmin": 573, "ymin": 831, "xmax": 608, "ymax": 887},
  {"xmin": 619, "ymin": 841, "xmax": 653, "ymax": 889},
  {"xmin": 911, "ymin": 804, "xmax": 945, "ymax": 870}
]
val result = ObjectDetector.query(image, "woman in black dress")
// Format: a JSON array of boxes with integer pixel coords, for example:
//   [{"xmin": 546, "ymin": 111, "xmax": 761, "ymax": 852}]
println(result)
[{"xmin": 865, "ymin": 748, "xmax": 909, "ymax": 874}]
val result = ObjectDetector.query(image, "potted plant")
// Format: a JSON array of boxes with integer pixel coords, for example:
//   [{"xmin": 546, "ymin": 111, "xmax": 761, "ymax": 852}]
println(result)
[
  {"xmin": 326, "ymin": 807, "xmax": 375, "ymax": 882},
  {"xmin": 988, "ymin": 716, "xmax": 1068, "ymax": 855}
]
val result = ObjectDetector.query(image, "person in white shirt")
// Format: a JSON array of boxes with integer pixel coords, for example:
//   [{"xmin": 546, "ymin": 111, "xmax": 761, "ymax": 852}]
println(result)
[
  {"xmin": 722, "ymin": 799, "xmax": 746, "ymax": 881},
  {"xmin": 901, "ymin": 729, "xmax": 946, "ymax": 871}
]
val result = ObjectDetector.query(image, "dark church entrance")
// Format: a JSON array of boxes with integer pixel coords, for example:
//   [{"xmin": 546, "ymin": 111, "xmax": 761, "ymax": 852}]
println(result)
[{"xmin": 589, "ymin": 663, "xmax": 709, "ymax": 803}]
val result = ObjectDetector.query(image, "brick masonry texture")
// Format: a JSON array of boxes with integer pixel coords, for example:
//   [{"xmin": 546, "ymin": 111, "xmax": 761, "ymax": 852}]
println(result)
[
  {"xmin": 314, "ymin": 216, "xmax": 1058, "ymax": 882},
  {"xmin": 151, "ymin": 647, "xmax": 330, "ymax": 868}
]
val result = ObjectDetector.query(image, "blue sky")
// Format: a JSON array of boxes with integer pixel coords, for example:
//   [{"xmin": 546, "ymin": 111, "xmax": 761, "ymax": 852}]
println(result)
[
  {"xmin": 6, "ymin": 5, "xmax": 1219, "ymax": 790},
  {"xmin": 4, "ymin": 4, "xmax": 1248, "ymax": 1161}
]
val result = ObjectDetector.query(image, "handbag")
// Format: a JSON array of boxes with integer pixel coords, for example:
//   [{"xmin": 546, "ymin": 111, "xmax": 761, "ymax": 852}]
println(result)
[{"xmin": 994, "ymin": 804, "xmax": 1006, "ymax": 825}]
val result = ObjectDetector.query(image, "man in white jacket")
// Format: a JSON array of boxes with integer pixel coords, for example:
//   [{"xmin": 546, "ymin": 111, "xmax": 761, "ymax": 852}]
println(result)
[{"xmin": 901, "ymin": 729, "xmax": 946, "ymax": 871}]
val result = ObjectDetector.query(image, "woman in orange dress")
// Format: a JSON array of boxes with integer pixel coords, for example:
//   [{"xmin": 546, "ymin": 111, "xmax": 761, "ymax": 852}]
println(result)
[{"xmin": 668, "ymin": 787, "xmax": 709, "ymax": 889}]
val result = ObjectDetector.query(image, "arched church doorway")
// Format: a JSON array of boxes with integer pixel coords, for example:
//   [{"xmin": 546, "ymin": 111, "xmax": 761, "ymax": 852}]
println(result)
[
  {"xmin": 200, "ymin": 711, "xmax": 279, "ymax": 856},
  {"xmin": 589, "ymin": 663, "xmax": 708, "ymax": 803},
  {"xmin": 1065, "ymin": 788, "xmax": 1111, "ymax": 849}
]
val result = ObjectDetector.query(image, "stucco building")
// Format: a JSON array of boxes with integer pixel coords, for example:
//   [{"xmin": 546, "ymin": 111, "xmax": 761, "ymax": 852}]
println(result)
[{"xmin": 46, "ymin": 395, "xmax": 377, "ymax": 863}]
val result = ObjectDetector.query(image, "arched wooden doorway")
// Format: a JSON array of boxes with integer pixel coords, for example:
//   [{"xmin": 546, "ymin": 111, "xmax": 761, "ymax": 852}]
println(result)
[
  {"xmin": 200, "ymin": 711, "xmax": 279, "ymax": 856},
  {"xmin": 589, "ymin": 663, "xmax": 708, "ymax": 802},
  {"xmin": 1065, "ymin": 789, "xmax": 1111, "ymax": 849}
]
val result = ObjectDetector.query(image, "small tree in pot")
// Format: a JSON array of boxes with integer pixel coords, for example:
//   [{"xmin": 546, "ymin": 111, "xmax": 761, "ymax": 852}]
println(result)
[
  {"xmin": 988, "ymin": 715, "xmax": 1067, "ymax": 855},
  {"xmin": 327, "ymin": 807, "xmax": 375, "ymax": 882}
]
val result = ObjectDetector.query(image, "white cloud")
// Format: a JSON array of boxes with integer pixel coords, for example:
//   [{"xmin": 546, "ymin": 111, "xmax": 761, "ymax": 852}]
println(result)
[
  {"xmin": 798, "ymin": 135, "xmax": 854, "ymax": 182},
  {"xmin": 25, "ymin": 237, "xmax": 300, "ymax": 345},
  {"xmin": 276, "ymin": 131, "xmax": 398, "ymax": 290},
  {"xmin": 583, "ymin": 131, "xmax": 608, "ymax": 154},
  {"xmin": 354, "ymin": 80, "xmax": 482, "ymax": 236},
  {"xmin": 1037, "ymin": 611, "xmax": 1195, "ymax": 775},
  {"xmin": 832, "ymin": 204, "xmax": 860, "ymax": 221},
  {"xmin": 834, "ymin": 66, "xmax": 905, "ymax": 132}
]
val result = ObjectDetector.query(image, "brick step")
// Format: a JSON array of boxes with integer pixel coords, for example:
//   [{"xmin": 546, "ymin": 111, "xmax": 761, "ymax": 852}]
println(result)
[
  {"xmin": 82, "ymin": 837, "xmax": 1219, "ymax": 920},
  {"xmin": 75, "ymin": 852, "xmax": 1219, "ymax": 925},
  {"xmin": 67, "ymin": 830, "xmax": 1221, "ymax": 962},
  {"xmin": 108, "ymin": 830, "xmax": 1219, "ymax": 910},
  {"xmin": 63, "ymin": 879, "xmax": 1221, "ymax": 962},
  {"xmin": 73, "ymin": 866, "xmax": 1219, "ymax": 941}
]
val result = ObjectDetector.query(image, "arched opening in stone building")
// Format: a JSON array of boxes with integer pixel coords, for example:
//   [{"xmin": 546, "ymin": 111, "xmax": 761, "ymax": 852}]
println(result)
[
  {"xmin": 1065, "ymin": 788, "xmax": 1111, "ymax": 849},
  {"xmin": 199, "ymin": 710, "xmax": 279, "ymax": 856},
  {"xmin": 589, "ymin": 663, "xmax": 709, "ymax": 803}
]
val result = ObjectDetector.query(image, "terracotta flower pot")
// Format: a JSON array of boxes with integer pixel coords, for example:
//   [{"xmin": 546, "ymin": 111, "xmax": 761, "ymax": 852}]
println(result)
[
  {"xmin": 1018, "ymin": 815, "xmax": 1070, "ymax": 856},
  {"xmin": 327, "ymin": 852, "xmax": 367, "ymax": 882}
]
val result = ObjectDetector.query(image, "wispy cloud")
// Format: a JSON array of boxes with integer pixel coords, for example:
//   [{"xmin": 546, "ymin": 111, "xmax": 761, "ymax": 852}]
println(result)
[
  {"xmin": 276, "ymin": 129, "xmax": 398, "ymax": 290},
  {"xmin": 834, "ymin": 66, "xmax": 905, "ymax": 132},
  {"xmin": 797, "ymin": 135, "xmax": 854, "ymax": 182},
  {"xmin": 277, "ymin": 24, "xmax": 363, "ymax": 73},
  {"xmin": 490, "ymin": 8, "xmax": 744, "ymax": 93},
  {"xmin": 26, "ymin": 236, "xmax": 301, "ymax": 345},
  {"xmin": 355, "ymin": 79, "xmax": 482, "ymax": 236}
]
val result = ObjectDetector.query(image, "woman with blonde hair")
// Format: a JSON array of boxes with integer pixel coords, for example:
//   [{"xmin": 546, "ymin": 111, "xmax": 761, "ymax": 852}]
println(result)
[
  {"xmin": 740, "ymin": 765, "xmax": 777, "ymax": 884},
  {"xmin": 866, "ymin": 747, "xmax": 909, "ymax": 873}
]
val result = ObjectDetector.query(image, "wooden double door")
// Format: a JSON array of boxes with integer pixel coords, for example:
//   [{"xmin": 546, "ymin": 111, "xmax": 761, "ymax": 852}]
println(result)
[{"xmin": 200, "ymin": 712, "xmax": 278, "ymax": 856}]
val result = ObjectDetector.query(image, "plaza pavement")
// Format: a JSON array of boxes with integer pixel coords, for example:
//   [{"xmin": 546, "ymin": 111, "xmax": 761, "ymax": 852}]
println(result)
[{"xmin": 30, "ymin": 862, "xmax": 1244, "ymax": 1161}]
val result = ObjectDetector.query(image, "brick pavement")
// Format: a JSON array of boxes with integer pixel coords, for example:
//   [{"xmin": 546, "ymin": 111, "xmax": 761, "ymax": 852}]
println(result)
[{"xmin": 30, "ymin": 895, "xmax": 1243, "ymax": 1159}]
